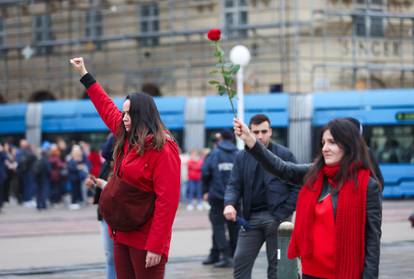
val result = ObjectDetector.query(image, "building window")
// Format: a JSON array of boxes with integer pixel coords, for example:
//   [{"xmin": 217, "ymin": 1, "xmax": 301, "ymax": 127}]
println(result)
[
  {"xmin": 0, "ymin": 20, "xmax": 4, "ymax": 47},
  {"xmin": 353, "ymin": 11, "xmax": 384, "ymax": 37},
  {"xmin": 138, "ymin": 3, "xmax": 159, "ymax": 47},
  {"xmin": 85, "ymin": 9, "xmax": 103, "ymax": 49},
  {"xmin": 224, "ymin": 0, "xmax": 248, "ymax": 38},
  {"xmin": 32, "ymin": 14, "xmax": 53, "ymax": 55}
]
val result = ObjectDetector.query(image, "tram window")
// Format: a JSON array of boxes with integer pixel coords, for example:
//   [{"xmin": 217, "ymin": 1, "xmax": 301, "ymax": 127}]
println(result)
[
  {"xmin": 365, "ymin": 125, "xmax": 414, "ymax": 164},
  {"xmin": 169, "ymin": 130, "xmax": 183, "ymax": 151},
  {"xmin": 312, "ymin": 125, "xmax": 414, "ymax": 164},
  {"xmin": 205, "ymin": 129, "xmax": 236, "ymax": 149},
  {"xmin": 205, "ymin": 128, "xmax": 287, "ymax": 149},
  {"xmin": 311, "ymin": 127, "xmax": 322, "ymax": 159}
]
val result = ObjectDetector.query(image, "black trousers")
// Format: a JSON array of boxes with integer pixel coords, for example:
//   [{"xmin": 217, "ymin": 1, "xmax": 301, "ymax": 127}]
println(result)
[
  {"xmin": 233, "ymin": 211, "xmax": 280, "ymax": 279},
  {"xmin": 208, "ymin": 199, "xmax": 239, "ymax": 257}
]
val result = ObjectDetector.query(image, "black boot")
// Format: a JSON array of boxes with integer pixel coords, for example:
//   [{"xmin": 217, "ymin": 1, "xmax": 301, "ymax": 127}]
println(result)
[
  {"xmin": 213, "ymin": 257, "xmax": 233, "ymax": 268},
  {"xmin": 202, "ymin": 254, "xmax": 219, "ymax": 265}
]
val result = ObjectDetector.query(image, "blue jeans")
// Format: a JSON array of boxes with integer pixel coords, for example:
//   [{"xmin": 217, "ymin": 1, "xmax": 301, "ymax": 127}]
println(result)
[
  {"xmin": 100, "ymin": 220, "xmax": 116, "ymax": 279},
  {"xmin": 22, "ymin": 172, "xmax": 34, "ymax": 202},
  {"xmin": 35, "ymin": 180, "xmax": 49, "ymax": 209},
  {"xmin": 187, "ymin": 180, "xmax": 202, "ymax": 203}
]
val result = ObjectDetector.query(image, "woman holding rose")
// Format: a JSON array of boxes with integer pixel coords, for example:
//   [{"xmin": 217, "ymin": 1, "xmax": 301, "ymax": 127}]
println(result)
[{"xmin": 234, "ymin": 118, "xmax": 382, "ymax": 279}]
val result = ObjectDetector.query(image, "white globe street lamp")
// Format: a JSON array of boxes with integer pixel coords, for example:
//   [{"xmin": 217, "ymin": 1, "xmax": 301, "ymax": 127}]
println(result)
[{"xmin": 230, "ymin": 45, "xmax": 251, "ymax": 150}]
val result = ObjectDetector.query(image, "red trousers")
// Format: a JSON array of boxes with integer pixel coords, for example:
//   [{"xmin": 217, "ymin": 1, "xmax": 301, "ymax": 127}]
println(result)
[{"xmin": 114, "ymin": 242, "xmax": 166, "ymax": 279}]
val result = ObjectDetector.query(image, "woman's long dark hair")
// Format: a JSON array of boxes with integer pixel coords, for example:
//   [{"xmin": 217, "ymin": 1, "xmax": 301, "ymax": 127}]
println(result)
[
  {"xmin": 113, "ymin": 92, "xmax": 167, "ymax": 160},
  {"xmin": 303, "ymin": 118, "xmax": 381, "ymax": 191}
]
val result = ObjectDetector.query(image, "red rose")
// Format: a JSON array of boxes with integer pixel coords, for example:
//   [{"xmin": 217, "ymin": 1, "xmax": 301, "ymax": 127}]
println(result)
[{"xmin": 207, "ymin": 29, "xmax": 221, "ymax": 41}]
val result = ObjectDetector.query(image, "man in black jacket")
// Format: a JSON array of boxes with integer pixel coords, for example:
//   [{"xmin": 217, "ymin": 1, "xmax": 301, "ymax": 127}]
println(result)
[
  {"xmin": 224, "ymin": 114, "xmax": 299, "ymax": 279},
  {"xmin": 202, "ymin": 129, "xmax": 239, "ymax": 268}
]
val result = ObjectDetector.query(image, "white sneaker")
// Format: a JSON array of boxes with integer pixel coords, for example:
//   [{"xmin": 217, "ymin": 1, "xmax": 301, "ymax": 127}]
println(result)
[
  {"xmin": 203, "ymin": 201, "xmax": 211, "ymax": 210},
  {"xmin": 23, "ymin": 201, "xmax": 36, "ymax": 208},
  {"xmin": 69, "ymin": 203, "xmax": 80, "ymax": 210},
  {"xmin": 186, "ymin": 204, "xmax": 194, "ymax": 211},
  {"xmin": 197, "ymin": 204, "xmax": 203, "ymax": 211}
]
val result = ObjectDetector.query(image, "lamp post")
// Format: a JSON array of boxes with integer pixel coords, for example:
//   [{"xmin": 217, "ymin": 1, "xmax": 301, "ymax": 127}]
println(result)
[{"xmin": 230, "ymin": 45, "xmax": 251, "ymax": 150}]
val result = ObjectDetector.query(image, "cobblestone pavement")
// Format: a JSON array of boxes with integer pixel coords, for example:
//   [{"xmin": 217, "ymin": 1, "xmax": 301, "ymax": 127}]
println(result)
[
  {"xmin": 0, "ymin": 200, "xmax": 413, "ymax": 278},
  {"xmin": 1, "ymin": 241, "xmax": 414, "ymax": 279}
]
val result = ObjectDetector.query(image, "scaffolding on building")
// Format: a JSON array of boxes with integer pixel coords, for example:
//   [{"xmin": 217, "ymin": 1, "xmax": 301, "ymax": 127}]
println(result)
[{"xmin": 0, "ymin": 0, "xmax": 414, "ymax": 102}]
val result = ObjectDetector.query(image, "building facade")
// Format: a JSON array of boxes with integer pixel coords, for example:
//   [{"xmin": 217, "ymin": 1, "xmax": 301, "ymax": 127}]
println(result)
[{"xmin": 1, "ymin": 0, "xmax": 414, "ymax": 102}]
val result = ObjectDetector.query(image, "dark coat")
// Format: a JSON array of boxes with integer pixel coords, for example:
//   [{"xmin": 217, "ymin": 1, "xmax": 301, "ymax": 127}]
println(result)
[
  {"xmin": 202, "ymin": 140, "xmax": 238, "ymax": 201},
  {"xmin": 0, "ymin": 151, "xmax": 7, "ymax": 184},
  {"xmin": 33, "ymin": 154, "xmax": 51, "ymax": 188},
  {"xmin": 67, "ymin": 159, "xmax": 89, "ymax": 184},
  {"xmin": 224, "ymin": 142, "xmax": 299, "ymax": 222}
]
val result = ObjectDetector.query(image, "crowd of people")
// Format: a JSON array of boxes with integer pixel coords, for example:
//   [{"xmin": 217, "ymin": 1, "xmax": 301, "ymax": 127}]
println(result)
[{"xmin": 0, "ymin": 137, "xmax": 107, "ymax": 212}]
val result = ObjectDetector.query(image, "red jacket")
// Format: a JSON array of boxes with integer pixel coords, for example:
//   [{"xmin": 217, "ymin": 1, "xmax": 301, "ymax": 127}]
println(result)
[
  {"xmin": 187, "ymin": 158, "xmax": 203, "ymax": 181},
  {"xmin": 88, "ymin": 151, "xmax": 102, "ymax": 177},
  {"xmin": 86, "ymin": 81, "xmax": 181, "ymax": 260}
]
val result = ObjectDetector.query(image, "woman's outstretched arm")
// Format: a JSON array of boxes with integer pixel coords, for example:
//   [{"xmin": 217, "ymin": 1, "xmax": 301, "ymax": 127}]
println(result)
[
  {"xmin": 233, "ymin": 118, "xmax": 310, "ymax": 185},
  {"xmin": 70, "ymin": 57, "xmax": 122, "ymax": 135}
]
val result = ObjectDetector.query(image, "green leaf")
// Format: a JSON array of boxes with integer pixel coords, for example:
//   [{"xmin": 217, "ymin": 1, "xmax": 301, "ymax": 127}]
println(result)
[
  {"xmin": 214, "ymin": 50, "xmax": 224, "ymax": 58},
  {"xmin": 217, "ymin": 84, "xmax": 227, "ymax": 95},
  {"xmin": 208, "ymin": 80, "xmax": 220, "ymax": 86},
  {"xmin": 223, "ymin": 72, "xmax": 232, "ymax": 79},
  {"xmin": 224, "ymin": 76, "xmax": 234, "ymax": 86},
  {"xmin": 215, "ymin": 63, "xmax": 224, "ymax": 68},
  {"xmin": 209, "ymin": 70, "xmax": 219, "ymax": 75},
  {"xmin": 229, "ymin": 89, "xmax": 237, "ymax": 99},
  {"xmin": 230, "ymin": 64, "xmax": 240, "ymax": 74}
]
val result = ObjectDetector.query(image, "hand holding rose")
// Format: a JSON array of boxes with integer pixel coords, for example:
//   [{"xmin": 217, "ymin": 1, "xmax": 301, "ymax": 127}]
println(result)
[{"xmin": 233, "ymin": 118, "xmax": 256, "ymax": 148}]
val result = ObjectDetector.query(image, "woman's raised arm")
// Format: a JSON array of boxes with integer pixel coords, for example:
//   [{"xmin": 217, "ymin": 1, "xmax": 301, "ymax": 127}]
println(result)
[{"xmin": 70, "ymin": 57, "xmax": 122, "ymax": 135}]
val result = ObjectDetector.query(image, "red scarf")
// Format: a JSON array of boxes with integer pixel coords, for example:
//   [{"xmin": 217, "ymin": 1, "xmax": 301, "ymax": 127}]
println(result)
[{"xmin": 288, "ymin": 164, "xmax": 371, "ymax": 279}]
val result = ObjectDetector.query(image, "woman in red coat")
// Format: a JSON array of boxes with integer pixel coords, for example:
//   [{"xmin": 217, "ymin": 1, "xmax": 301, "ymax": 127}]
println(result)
[
  {"xmin": 234, "ymin": 118, "xmax": 382, "ymax": 279},
  {"xmin": 70, "ymin": 57, "xmax": 181, "ymax": 279}
]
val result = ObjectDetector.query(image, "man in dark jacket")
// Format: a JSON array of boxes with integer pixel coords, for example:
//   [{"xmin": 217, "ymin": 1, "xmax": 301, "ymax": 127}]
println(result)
[
  {"xmin": 33, "ymin": 144, "xmax": 51, "ymax": 210},
  {"xmin": 16, "ymin": 139, "xmax": 36, "ymax": 206},
  {"xmin": 224, "ymin": 114, "xmax": 299, "ymax": 279},
  {"xmin": 0, "ymin": 143, "xmax": 7, "ymax": 212},
  {"xmin": 202, "ymin": 129, "xmax": 239, "ymax": 268}
]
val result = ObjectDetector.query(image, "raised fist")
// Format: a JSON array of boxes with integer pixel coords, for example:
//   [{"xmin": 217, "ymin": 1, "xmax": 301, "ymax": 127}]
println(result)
[{"xmin": 69, "ymin": 57, "xmax": 88, "ymax": 77}]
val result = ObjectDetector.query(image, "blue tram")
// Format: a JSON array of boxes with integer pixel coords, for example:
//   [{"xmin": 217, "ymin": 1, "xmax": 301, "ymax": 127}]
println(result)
[
  {"xmin": 313, "ymin": 89, "xmax": 414, "ymax": 198},
  {"xmin": 0, "ymin": 89, "xmax": 413, "ymax": 198}
]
